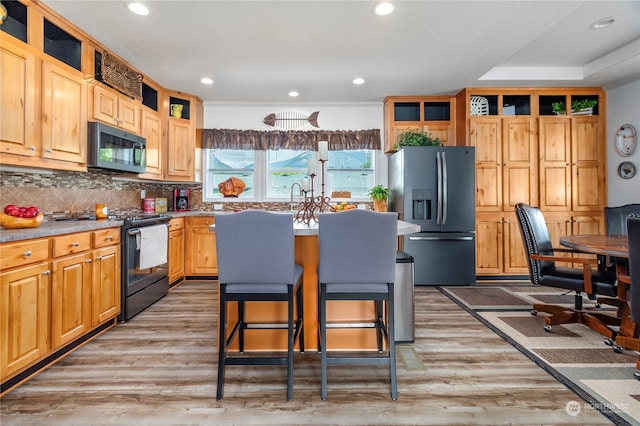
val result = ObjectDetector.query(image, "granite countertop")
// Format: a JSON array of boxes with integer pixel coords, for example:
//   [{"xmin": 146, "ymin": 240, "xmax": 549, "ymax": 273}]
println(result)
[{"xmin": 0, "ymin": 211, "xmax": 421, "ymax": 243}]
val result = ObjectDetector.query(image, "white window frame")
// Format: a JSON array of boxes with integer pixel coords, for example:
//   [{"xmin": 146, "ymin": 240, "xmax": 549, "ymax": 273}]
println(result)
[{"xmin": 202, "ymin": 148, "xmax": 383, "ymax": 203}]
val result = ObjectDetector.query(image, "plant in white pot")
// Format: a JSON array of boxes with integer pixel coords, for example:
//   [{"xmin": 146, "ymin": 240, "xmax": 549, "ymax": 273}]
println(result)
[{"xmin": 368, "ymin": 185, "xmax": 390, "ymax": 212}]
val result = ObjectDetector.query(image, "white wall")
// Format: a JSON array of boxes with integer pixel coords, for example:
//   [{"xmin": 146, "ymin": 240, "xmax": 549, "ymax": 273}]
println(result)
[
  {"xmin": 203, "ymin": 102, "xmax": 389, "ymax": 185},
  {"xmin": 606, "ymin": 80, "xmax": 640, "ymax": 206}
]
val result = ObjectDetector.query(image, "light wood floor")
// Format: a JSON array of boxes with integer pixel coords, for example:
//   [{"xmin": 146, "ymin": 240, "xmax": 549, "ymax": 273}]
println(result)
[{"xmin": 0, "ymin": 280, "xmax": 613, "ymax": 425}]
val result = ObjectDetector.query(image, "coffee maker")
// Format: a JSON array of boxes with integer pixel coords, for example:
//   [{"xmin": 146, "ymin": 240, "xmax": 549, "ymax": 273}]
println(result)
[{"xmin": 173, "ymin": 188, "xmax": 190, "ymax": 211}]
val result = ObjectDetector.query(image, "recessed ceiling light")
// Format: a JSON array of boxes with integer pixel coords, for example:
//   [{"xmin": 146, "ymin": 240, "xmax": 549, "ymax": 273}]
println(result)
[
  {"xmin": 352, "ymin": 77, "xmax": 365, "ymax": 85},
  {"xmin": 288, "ymin": 91, "xmax": 299, "ymax": 97},
  {"xmin": 201, "ymin": 77, "xmax": 213, "ymax": 85},
  {"xmin": 590, "ymin": 16, "xmax": 615, "ymax": 30},
  {"xmin": 128, "ymin": 2, "xmax": 149, "ymax": 16},
  {"xmin": 375, "ymin": 2, "xmax": 394, "ymax": 16}
]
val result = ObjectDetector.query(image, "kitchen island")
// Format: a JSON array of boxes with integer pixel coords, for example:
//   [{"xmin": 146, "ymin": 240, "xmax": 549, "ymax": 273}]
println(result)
[{"xmin": 215, "ymin": 218, "xmax": 421, "ymax": 351}]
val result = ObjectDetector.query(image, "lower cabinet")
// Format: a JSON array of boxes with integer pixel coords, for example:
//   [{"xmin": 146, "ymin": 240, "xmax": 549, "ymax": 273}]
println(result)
[
  {"xmin": 476, "ymin": 212, "xmax": 528, "ymax": 276},
  {"xmin": 0, "ymin": 227, "xmax": 121, "ymax": 392},
  {"xmin": 168, "ymin": 217, "xmax": 185, "ymax": 284},
  {"xmin": 185, "ymin": 216, "xmax": 218, "ymax": 276}
]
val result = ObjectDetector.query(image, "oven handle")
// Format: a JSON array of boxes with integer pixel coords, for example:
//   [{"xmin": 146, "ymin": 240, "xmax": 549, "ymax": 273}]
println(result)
[{"xmin": 127, "ymin": 223, "xmax": 171, "ymax": 236}]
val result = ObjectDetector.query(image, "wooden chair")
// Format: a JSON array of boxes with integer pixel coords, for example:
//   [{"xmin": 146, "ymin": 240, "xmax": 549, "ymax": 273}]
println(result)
[
  {"xmin": 317, "ymin": 209, "xmax": 398, "ymax": 400},
  {"xmin": 514, "ymin": 203, "xmax": 620, "ymax": 338},
  {"xmin": 215, "ymin": 210, "xmax": 304, "ymax": 400},
  {"xmin": 612, "ymin": 216, "xmax": 640, "ymax": 379}
]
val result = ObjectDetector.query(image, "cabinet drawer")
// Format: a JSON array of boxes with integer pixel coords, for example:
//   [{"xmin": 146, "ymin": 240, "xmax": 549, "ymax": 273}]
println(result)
[
  {"xmin": 169, "ymin": 217, "xmax": 185, "ymax": 231},
  {"xmin": 92, "ymin": 228, "xmax": 121, "ymax": 248},
  {"xmin": 186, "ymin": 216, "xmax": 215, "ymax": 227},
  {"xmin": 0, "ymin": 239, "xmax": 50, "ymax": 270},
  {"xmin": 52, "ymin": 232, "xmax": 91, "ymax": 257}
]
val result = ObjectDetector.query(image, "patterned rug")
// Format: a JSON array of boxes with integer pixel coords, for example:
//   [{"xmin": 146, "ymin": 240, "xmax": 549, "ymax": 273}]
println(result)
[{"xmin": 441, "ymin": 284, "xmax": 640, "ymax": 426}]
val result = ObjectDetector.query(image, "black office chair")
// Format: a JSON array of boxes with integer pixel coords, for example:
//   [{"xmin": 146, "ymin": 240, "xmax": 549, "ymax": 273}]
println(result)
[
  {"xmin": 215, "ymin": 210, "xmax": 304, "ymax": 401},
  {"xmin": 317, "ymin": 209, "xmax": 398, "ymax": 400},
  {"xmin": 605, "ymin": 204, "xmax": 640, "ymax": 236},
  {"xmin": 514, "ymin": 203, "xmax": 619, "ymax": 338},
  {"xmin": 612, "ymin": 215, "xmax": 640, "ymax": 378}
]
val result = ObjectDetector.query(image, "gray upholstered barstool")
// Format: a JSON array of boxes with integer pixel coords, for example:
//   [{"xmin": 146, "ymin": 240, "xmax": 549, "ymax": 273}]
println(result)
[{"xmin": 215, "ymin": 210, "xmax": 304, "ymax": 401}]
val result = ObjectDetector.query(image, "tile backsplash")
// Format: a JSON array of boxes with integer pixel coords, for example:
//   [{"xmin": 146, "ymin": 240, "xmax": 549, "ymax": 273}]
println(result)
[{"xmin": 1, "ymin": 169, "xmax": 356, "ymax": 215}]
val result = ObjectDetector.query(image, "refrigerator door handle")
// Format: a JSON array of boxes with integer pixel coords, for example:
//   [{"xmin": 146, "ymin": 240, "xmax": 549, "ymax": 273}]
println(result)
[
  {"xmin": 436, "ymin": 151, "xmax": 443, "ymax": 225},
  {"xmin": 442, "ymin": 151, "xmax": 448, "ymax": 226},
  {"xmin": 409, "ymin": 236, "xmax": 474, "ymax": 241}
]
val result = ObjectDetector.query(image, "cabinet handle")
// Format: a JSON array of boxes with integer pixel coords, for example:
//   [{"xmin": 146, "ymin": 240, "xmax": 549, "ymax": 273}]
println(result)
[
  {"xmin": 28, "ymin": 146, "xmax": 36, "ymax": 151},
  {"xmin": 45, "ymin": 149, "xmax": 52, "ymax": 153},
  {"xmin": 43, "ymin": 270, "xmax": 50, "ymax": 275},
  {"xmin": 86, "ymin": 259, "xmax": 92, "ymax": 263},
  {"xmin": 96, "ymin": 256, "xmax": 103, "ymax": 260},
  {"xmin": 72, "ymin": 242, "xmax": 79, "ymax": 247},
  {"xmin": 107, "ymin": 236, "xmax": 113, "ymax": 241},
  {"xmin": 23, "ymin": 250, "xmax": 32, "ymax": 257}
]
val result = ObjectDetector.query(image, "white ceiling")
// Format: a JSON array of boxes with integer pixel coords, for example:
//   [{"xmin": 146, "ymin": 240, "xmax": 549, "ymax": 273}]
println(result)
[{"xmin": 42, "ymin": 0, "xmax": 640, "ymax": 104}]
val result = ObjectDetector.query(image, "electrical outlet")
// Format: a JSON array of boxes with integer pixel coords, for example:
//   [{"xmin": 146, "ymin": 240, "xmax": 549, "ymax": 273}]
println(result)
[
  {"xmin": 214, "ymin": 204, "xmax": 223, "ymax": 210},
  {"xmin": 140, "ymin": 189, "xmax": 146, "ymax": 199}
]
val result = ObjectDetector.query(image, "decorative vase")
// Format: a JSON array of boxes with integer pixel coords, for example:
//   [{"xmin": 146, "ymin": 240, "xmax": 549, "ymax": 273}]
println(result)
[
  {"xmin": 170, "ymin": 104, "xmax": 183, "ymax": 118},
  {"xmin": 373, "ymin": 199, "xmax": 388, "ymax": 212}
]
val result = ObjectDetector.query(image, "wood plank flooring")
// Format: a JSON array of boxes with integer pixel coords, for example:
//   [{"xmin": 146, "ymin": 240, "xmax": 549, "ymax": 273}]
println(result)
[{"xmin": 0, "ymin": 280, "xmax": 614, "ymax": 425}]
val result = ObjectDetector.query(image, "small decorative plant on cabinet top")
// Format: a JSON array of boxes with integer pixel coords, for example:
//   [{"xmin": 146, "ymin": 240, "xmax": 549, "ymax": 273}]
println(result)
[
  {"xmin": 368, "ymin": 185, "xmax": 390, "ymax": 212},
  {"xmin": 393, "ymin": 130, "xmax": 442, "ymax": 151}
]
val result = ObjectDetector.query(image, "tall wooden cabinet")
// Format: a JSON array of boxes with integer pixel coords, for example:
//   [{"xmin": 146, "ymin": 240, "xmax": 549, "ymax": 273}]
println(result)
[{"xmin": 455, "ymin": 88, "xmax": 606, "ymax": 277}]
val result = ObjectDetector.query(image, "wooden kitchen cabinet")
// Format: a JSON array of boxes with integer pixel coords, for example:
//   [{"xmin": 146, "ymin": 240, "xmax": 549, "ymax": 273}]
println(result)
[
  {"xmin": 0, "ymin": 229, "xmax": 120, "ymax": 393},
  {"xmin": 0, "ymin": 35, "xmax": 37, "ymax": 158},
  {"xmin": 138, "ymin": 107, "xmax": 163, "ymax": 180},
  {"xmin": 539, "ymin": 115, "xmax": 606, "ymax": 212},
  {"xmin": 0, "ymin": 239, "xmax": 51, "ymax": 381},
  {"xmin": 475, "ymin": 212, "xmax": 528, "ymax": 276},
  {"xmin": 383, "ymin": 96, "xmax": 456, "ymax": 152},
  {"xmin": 91, "ymin": 228, "xmax": 121, "ymax": 326},
  {"xmin": 50, "ymin": 232, "xmax": 92, "ymax": 350},
  {"xmin": 455, "ymin": 87, "xmax": 606, "ymax": 277},
  {"xmin": 168, "ymin": 217, "xmax": 185, "ymax": 285},
  {"xmin": 185, "ymin": 216, "xmax": 218, "ymax": 276},
  {"xmin": 91, "ymin": 85, "xmax": 140, "ymax": 134}
]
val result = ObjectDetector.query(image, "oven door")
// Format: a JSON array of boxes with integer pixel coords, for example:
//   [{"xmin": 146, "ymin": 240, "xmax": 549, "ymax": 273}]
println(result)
[{"xmin": 123, "ymin": 227, "xmax": 168, "ymax": 296}]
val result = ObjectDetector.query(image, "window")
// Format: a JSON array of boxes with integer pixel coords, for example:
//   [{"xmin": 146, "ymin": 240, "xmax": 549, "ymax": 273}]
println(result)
[{"xmin": 203, "ymin": 148, "xmax": 376, "ymax": 202}]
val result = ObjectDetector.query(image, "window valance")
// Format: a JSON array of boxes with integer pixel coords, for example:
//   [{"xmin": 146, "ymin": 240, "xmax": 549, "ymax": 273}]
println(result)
[{"xmin": 201, "ymin": 129, "xmax": 381, "ymax": 151}]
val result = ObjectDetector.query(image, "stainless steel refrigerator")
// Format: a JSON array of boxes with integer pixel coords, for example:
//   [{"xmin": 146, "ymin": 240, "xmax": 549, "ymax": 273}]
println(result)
[{"xmin": 389, "ymin": 146, "xmax": 476, "ymax": 285}]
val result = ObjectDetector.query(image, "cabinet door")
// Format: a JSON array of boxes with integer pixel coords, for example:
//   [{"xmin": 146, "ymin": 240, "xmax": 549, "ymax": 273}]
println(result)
[
  {"xmin": 166, "ymin": 119, "xmax": 194, "ymax": 179},
  {"xmin": 41, "ymin": 61, "xmax": 87, "ymax": 164},
  {"xmin": 470, "ymin": 117, "xmax": 502, "ymax": 211},
  {"xmin": 0, "ymin": 37, "xmax": 37, "ymax": 157},
  {"xmin": 169, "ymin": 228, "xmax": 185, "ymax": 283},
  {"xmin": 139, "ymin": 109, "xmax": 163, "ymax": 179},
  {"xmin": 571, "ymin": 117, "xmax": 605, "ymax": 212},
  {"xmin": 423, "ymin": 123, "xmax": 454, "ymax": 147},
  {"xmin": 475, "ymin": 214, "xmax": 503, "ymax": 275},
  {"xmin": 51, "ymin": 252, "xmax": 92, "ymax": 349},
  {"xmin": 92, "ymin": 85, "xmax": 119, "ymax": 126},
  {"xmin": 544, "ymin": 214, "xmax": 573, "ymax": 267},
  {"xmin": 0, "ymin": 262, "xmax": 50, "ymax": 380},
  {"xmin": 502, "ymin": 118, "xmax": 537, "ymax": 210},
  {"xmin": 186, "ymin": 217, "xmax": 217, "ymax": 275},
  {"xmin": 539, "ymin": 117, "xmax": 572, "ymax": 211},
  {"xmin": 117, "ymin": 95, "xmax": 140, "ymax": 134},
  {"xmin": 502, "ymin": 214, "xmax": 529, "ymax": 274},
  {"xmin": 91, "ymin": 245, "xmax": 121, "ymax": 326}
]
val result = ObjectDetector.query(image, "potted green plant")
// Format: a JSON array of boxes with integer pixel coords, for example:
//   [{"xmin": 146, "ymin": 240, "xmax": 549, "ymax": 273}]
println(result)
[
  {"xmin": 551, "ymin": 102, "xmax": 566, "ymax": 115},
  {"xmin": 571, "ymin": 99, "xmax": 597, "ymax": 114},
  {"xmin": 393, "ymin": 130, "xmax": 442, "ymax": 151},
  {"xmin": 368, "ymin": 184, "xmax": 390, "ymax": 212}
]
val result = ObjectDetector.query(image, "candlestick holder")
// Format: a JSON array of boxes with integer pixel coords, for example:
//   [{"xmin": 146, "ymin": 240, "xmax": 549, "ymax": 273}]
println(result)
[{"xmin": 294, "ymin": 164, "xmax": 335, "ymax": 226}]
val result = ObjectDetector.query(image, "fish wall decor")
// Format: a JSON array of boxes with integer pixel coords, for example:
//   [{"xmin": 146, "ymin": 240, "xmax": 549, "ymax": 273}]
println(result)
[{"xmin": 263, "ymin": 111, "xmax": 319, "ymax": 129}]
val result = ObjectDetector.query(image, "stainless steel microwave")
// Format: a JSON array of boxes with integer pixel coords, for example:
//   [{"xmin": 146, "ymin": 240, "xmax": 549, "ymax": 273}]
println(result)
[{"xmin": 88, "ymin": 122, "xmax": 146, "ymax": 173}]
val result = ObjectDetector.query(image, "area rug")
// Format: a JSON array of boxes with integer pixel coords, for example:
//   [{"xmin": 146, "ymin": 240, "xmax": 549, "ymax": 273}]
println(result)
[{"xmin": 441, "ymin": 285, "xmax": 640, "ymax": 426}]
